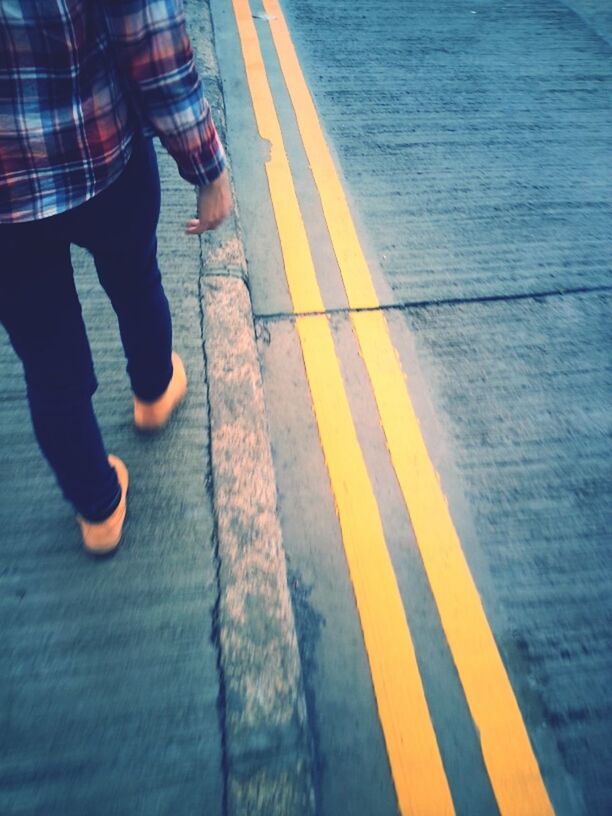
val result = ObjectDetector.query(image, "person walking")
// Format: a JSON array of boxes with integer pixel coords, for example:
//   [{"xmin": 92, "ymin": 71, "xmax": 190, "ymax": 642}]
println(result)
[{"xmin": 0, "ymin": 1, "xmax": 232, "ymax": 555}]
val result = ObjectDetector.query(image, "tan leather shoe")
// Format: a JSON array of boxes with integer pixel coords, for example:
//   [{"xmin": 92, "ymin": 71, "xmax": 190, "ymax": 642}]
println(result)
[
  {"xmin": 133, "ymin": 351, "xmax": 188, "ymax": 431},
  {"xmin": 78, "ymin": 455, "xmax": 129, "ymax": 556}
]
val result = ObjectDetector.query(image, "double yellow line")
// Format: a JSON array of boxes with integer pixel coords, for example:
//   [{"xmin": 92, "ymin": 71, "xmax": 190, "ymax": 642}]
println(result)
[{"xmin": 231, "ymin": 1, "xmax": 555, "ymax": 813}]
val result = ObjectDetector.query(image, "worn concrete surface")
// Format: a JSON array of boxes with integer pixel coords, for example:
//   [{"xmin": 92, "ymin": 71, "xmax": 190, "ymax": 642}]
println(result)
[
  {"xmin": 203, "ymin": 276, "xmax": 314, "ymax": 816},
  {"xmin": 218, "ymin": 0, "xmax": 611, "ymax": 813},
  {"xmin": 2, "ymin": 0, "xmax": 610, "ymax": 812},
  {"xmin": 193, "ymin": 2, "xmax": 315, "ymax": 810},
  {"xmin": 0, "ymin": 1, "xmax": 299, "ymax": 813},
  {"xmin": 254, "ymin": 316, "xmax": 402, "ymax": 816},
  {"xmin": 563, "ymin": 0, "xmax": 612, "ymax": 43},
  {"xmin": 280, "ymin": 0, "xmax": 612, "ymax": 306},
  {"xmin": 274, "ymin": 1, "xmax": 612, "ymax": 811},
  {"xmin": 0, "ymin": 142, "xmax": 224, "ymax": 814}
]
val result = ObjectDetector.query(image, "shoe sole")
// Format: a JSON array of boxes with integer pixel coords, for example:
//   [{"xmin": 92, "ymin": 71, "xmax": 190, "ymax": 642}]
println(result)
[
  {"xmin": 83, "ymin": 534, "xmax": 125, "ymax": 558},
  {"xmin": 81, "ymin": 456, "xmax": 129, "ymax": 556},
  {"xmin": 134, "ymin": 388, "xmax": 187, "ymax": 433},
  {"xmin": 133, "ymin": 352, "xmax": 188, "ymax": 432}
]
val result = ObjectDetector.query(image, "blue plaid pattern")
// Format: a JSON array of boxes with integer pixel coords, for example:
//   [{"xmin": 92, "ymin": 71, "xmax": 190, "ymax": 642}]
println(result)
[{"xmin": 0, "ymin": 0, "xmax": 226, "ymax": 223}]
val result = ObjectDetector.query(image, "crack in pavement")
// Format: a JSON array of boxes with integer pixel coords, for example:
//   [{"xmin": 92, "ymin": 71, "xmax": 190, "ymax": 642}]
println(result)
[{"xmin": 253, "ymin": 283, "xmax": 612, "ymax": 323}]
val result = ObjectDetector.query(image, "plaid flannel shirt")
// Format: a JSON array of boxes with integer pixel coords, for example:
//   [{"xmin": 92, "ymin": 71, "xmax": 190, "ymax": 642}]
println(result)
[{"xmin": 0, "ymin": 0, "xmax": 226, "ymax": 223}]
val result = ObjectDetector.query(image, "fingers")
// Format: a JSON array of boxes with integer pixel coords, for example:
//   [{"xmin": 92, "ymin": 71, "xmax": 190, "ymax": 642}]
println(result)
[
  {"xmin": 186, "ymin": 174, "xmax": 233, "ymax": 234},
  {"xmin": 185, "ymin": 218, "xmax": 203, "ymax": 235},
  {"xmin": 184, "ymin": 215, "xmax": 225, "ymax": 235}
]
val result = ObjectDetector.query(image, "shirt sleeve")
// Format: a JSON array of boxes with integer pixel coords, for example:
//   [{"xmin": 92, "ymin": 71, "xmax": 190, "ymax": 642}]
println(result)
[{"xmin": 102, "ymin": 0, "xmax": 226, "ymax": 186}]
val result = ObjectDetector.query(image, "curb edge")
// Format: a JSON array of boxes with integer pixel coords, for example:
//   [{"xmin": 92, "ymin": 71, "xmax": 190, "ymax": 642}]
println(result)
[{"xmin": 202, "ymin": 274, "xmax": 316, "ymax": 816}]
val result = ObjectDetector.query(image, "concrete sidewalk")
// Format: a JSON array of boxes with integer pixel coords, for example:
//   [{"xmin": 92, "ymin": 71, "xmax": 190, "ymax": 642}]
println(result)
[
  {"xmin": 0, "ymin": 2, "xmax": 312, "ymax": 814},
  {"xmin": 0, "ymin": 142, "xmax": 225, "ymax": 814}
]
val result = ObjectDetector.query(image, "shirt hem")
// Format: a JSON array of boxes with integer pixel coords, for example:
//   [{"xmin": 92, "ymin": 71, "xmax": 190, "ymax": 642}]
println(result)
[{"xmin": 0, "ymin": 133, "xmax": 136, "ymax": 225}]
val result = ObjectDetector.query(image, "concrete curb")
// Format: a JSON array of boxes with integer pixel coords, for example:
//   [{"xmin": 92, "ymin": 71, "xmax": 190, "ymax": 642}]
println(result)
[
  {"xmin": 188, "ymin": 2, "xmax": 316, "ymax": 813},
  {"xmin": 202, "ymin": 275, "xmax": 315, "ymax": 816}
]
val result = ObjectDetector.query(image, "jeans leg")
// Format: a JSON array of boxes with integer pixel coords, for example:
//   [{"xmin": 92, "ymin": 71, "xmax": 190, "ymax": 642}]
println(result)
[
  {"xmin": 73, "ymin": 137, "xmax": 173, "ymax": 402},
  {"xmin": 96, "ymin": 237, "xmax": 173, "ymax": 402},
  {"xmin": 0, "ymin": 222, "xmax": 120, "ymax": 522}
]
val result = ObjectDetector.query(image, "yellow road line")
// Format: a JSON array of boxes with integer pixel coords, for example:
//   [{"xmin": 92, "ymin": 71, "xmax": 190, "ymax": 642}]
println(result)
[
  {"xmin": 354, "ymin": 310, "xmax": 554, "ymax": 816},
  {"xmin": 232, "ymin": 1, "xmax": 455, "ymax": 813},
  {"xmin": 231, "ymin": 0, "xmax": 323, "ymax": 314},
  {"xmin": 262, "ymin": 1, "xmax": 555, "ymax": 813},
  {"xmin": 298, "ymin": 316, "xmax": 455, "ymax": 815}
]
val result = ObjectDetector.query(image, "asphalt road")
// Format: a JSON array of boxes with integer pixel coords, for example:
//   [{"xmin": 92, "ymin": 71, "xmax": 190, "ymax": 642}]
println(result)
[{"xmin": 216, "ymin": 0, "xmax": 612, "ymax": 813}]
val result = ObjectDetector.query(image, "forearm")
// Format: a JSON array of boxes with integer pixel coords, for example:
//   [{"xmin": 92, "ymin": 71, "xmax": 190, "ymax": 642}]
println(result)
[{"xmin": 103, "ymin": 0, "xmax": 226, "ymax": 185}]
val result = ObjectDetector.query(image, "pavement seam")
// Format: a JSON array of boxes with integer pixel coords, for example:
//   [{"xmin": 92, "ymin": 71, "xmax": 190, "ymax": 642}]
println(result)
[
  {"xmin": 197, "ymin": 228, "xmax": 231, "ymax": 816},
  {"xmin": 201, "ymin": 272, "xmax": 316, "ymax": 816},
  {"xmin": 253, "ymin": 282, "xmax": 612, "ymax": 322}
]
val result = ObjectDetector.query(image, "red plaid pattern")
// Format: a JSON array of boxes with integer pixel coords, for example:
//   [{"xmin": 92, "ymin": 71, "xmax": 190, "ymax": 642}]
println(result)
[{"xmin": 0, "ymin": 0, "xmax": 225, "ymax": 223}]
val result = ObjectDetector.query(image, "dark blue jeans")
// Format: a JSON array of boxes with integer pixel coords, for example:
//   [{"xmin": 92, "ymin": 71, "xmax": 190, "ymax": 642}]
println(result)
[{"xmin": 0, "ymin": 137, "xmax": 173, "ymax": 521}]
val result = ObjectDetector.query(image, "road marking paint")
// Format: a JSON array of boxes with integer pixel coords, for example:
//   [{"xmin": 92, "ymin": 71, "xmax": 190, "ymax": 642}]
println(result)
[
  {"xmin": 231, "ymin": 0, "xmax": 324, "ymax": 314},
  {"xmin": 298, "ymin": 315, "xmax": 455, "ymax": 815},
  {"xmin": 354, "ymin": 310, "xmax": 554, "ymax": 816},
  {"xmin": 262, "ymin": 2, "xmax": 555, "ymax": 813},
  {"xmin": 232, "ymin": 2, "xmax": 455, "ymax": 813}
]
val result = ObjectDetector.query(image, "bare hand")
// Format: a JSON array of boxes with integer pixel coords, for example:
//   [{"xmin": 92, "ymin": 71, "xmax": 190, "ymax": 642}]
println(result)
[{"xmin": 185, "ymin": 169, "xmax": 232, "ymax": 235}]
